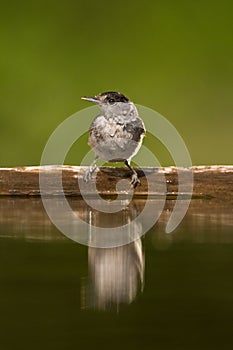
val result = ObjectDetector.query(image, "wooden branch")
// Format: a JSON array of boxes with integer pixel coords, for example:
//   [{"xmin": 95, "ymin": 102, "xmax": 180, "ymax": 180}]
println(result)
[{"xmin": 0, "ymin": 165, "xmax": 232, "ymax": 200}]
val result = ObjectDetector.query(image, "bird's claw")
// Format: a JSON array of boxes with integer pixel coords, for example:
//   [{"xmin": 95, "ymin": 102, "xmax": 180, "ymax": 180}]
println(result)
[
  {"xmin": 130, "ymin": 173, "xmax": 140, "ymax": 188},
  {"xmin": 83, "ymin": 169, "xmax": 93, "ymax": 183}
]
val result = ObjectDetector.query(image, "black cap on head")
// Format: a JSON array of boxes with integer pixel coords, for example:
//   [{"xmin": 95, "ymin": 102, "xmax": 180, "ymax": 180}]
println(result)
[
  {"xmin": 82, "ymin": 91, "xmax": 130, "ymax": 105},
  {"xmin": 99, "ymin": 91, "xmax": 129, "ymax": 104}
]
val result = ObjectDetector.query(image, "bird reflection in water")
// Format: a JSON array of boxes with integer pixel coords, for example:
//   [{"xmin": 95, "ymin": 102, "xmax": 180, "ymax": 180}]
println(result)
[
  {"xmin": 86, "ymin": 239, "xmax": 144, "ymax": 310},
  {"xmin": 81, "ymin": 201, "xmax": 145, "ymax": 311}
]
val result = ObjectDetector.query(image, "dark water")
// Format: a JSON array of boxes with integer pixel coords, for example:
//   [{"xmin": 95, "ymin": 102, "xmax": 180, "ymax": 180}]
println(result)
[{"xmin": 0, "ymin": 197, "xmax": 232, "ymax": 350}]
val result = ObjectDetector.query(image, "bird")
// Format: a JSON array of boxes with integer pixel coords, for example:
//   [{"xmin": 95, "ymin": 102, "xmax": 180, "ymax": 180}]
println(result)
[{"xmin": 81, "ymin": 91, "xmax": 146, "ymax": 187}]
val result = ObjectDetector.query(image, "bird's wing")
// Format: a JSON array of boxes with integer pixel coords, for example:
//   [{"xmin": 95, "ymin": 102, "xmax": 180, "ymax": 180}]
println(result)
[{"xmin": 123, "ymin": 119, "xmax": 146, "ymax": 142}]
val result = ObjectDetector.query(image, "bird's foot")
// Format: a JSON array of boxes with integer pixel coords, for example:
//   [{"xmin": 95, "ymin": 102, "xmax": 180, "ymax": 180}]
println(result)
[
  {"xmin": 130, "ymin": 173, "xmax": 140, "ymax": 188},
  {"xmin": 83, "ymin": 168, "xmax": 95, "ymax": 183},
  {"xmin": 83, "ymin": 157, "xmax": 98, "ymax": 183}
]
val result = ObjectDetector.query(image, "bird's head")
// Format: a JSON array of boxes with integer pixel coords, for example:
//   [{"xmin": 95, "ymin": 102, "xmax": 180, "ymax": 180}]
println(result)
[
  {"xmin": 82, "ymin": 91, "xmax": 129, "ymax": 104},
  {"xmin": 81, "ymin": 91, "xmax": 134, "ymax": 117}
]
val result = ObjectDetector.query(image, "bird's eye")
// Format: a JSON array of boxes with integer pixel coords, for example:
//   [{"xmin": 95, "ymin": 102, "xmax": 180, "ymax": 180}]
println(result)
[{"xmin": 108, "ymin": 98, "xmax": 115, "ymax": 104}]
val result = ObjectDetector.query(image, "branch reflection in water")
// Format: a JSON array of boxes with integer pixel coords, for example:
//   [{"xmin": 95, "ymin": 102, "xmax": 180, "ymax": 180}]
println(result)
[{"xmin": 79, "ymin": 200, "xmax": 145, "ymax": 310}]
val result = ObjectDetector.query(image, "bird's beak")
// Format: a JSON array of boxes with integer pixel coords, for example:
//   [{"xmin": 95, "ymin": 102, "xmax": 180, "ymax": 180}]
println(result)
[{"xmin": 81, "ymin": 96, "xmax": 99, "ymax": 104}]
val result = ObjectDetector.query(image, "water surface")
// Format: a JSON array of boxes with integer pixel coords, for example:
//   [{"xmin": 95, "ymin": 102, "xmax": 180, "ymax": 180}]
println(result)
[{"xmin": 0, "ymin": 197, "xmax": 232, "ymax": 350}]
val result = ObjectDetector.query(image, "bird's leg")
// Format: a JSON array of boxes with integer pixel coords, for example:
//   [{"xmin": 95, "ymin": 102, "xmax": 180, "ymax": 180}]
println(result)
[
  {"xmin": 83, "ymin": 156, "xmax": 99, "ymax": 183},
  {"xmin": 124, "ymin": 160, "xmax": 140, "ymax": 188}
]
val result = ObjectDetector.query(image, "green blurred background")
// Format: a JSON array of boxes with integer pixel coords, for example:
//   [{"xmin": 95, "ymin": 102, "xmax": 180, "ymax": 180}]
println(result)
[{"xmin": 1, "ymin": 0, "xmax": 232, "ymax": 167}]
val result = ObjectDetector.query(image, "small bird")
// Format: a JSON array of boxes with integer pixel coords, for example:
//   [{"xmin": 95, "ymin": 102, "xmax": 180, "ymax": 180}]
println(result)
[{"xmin": 81, "ymin": 91, "xmax": 146, "ymax": 187}]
